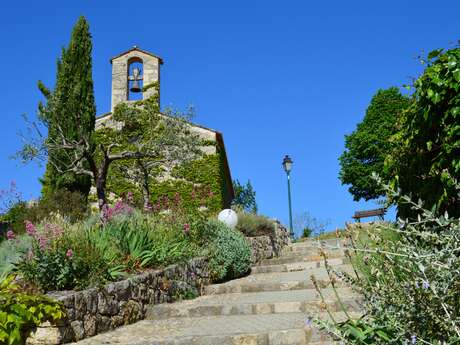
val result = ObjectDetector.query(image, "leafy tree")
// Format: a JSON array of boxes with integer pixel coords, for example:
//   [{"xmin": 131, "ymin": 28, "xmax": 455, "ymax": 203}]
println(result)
[
  {"xmin": 19, "ymin": 86, "xmax": 202, "ymax": 211},
  {"xmin": 39, "ymin": 16, "xmax": 96, "ymax": 198},
  {"xmin": 386, "ymin": 45, "xmax": 460, "ymax": 218},
  {"xmin": 232, "ymin": 179, "xmax": 257, "ymax": 213},
  {"xmin": 339, "ymin": 88, "xmax": 411, "ymax": 201}
]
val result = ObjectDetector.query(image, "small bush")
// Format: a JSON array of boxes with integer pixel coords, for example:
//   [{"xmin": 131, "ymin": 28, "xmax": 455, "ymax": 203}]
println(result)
[
  {"xmin": 313, "ymin": 182, "xmax": 460, "ymax": 344},
  {"xmin": 18, "ymin": 217, "xmax": 114, "ymax": 291},
  {"xmin": 302, "ymin": 227, "xmax": 313, "ymax": 238},
  {"xmin": 0, "ymin": 235, "xmax": 32, "ymax": 280},
  {"xmin": 0, "ymin": 275, "xmax": 65, "ymax": 345},
  {"xmin": 1, "ymin": 190, "xmax": 88, "ymax": 235},
  {"xmin": 206, "ymin": 220, "xmax": 251, "ymax": 282},
  {"xmin": 17, "ymin": 206, "xmax": 204, "ymax": 291},
  {"xmin": 236, "ymin": 212, "xmax": 275, "ymax": 237}
]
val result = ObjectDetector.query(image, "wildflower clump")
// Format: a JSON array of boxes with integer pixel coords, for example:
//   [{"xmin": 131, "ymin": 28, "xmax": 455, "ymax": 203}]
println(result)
[
  {"xmin": 312, "ymin": 184, "xmax": 460, "ymax": 344},
  {"xmin": 18, "ymin": 217, "xmax": 109, "ymax": 291}
]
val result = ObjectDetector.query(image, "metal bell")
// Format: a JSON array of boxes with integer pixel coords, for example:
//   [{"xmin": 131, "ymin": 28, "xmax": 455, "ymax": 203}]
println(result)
[{"xmin": 129, "ymin": 67, "xmax": 142, "ymax": 93}]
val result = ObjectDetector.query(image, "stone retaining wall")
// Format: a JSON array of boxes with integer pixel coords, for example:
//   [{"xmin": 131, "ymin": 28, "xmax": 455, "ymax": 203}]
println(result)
[
  {"xmin": 247, "ymin": 221, "xmax": 291, "ymax": 264},
  {"xmin": 27, "ymin": 258, "xmax": 209, "ymax": 344},
  {"xmin": 27, "ymin": 220, "xmax": 290, "ymax": 344}
]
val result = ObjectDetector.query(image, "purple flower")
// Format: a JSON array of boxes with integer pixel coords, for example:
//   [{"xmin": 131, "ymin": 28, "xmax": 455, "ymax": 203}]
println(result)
[
  {"xmin": 304, "ymin": 317, "xmax": 313, "ymax": 327},
  {"xmin": 66, "ymin": 248, "xmax": 73, "ymax": 258},
  {"xmin": 411, "ymin": 335, "xmax": 417, "ymax": 344},
  {"xmin": 422, "ymin": 280, "xmax": 430, "ymax": 290},
  {"xmin": 6, "ymin": 229, "xmax": 15, "ymax": 240},
  {"xmin": 25, "ymin": 220, "xmax": 37, "ymax": 236}
]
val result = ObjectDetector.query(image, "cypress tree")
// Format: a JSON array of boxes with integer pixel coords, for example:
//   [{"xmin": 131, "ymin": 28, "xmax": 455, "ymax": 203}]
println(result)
[{"xmin": 39, "ymin": 16, "xmax": 96, "ymax": 198}]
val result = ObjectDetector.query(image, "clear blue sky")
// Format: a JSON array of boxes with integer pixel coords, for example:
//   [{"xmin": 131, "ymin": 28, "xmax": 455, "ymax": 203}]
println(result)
[{"xmin": 0, "ymin": 1, "xmax": 458, "ymax": 233}]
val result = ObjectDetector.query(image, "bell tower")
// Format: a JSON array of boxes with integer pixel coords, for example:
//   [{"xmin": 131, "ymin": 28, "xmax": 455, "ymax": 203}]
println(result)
[{"xmin": 110, "ymin": 46, "xmax": 163, "ymax": 111}]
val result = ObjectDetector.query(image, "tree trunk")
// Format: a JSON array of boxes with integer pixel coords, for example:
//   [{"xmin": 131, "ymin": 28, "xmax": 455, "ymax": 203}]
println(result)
[
  {"xmin": 137, "ymin": 161, "xmax": 151, "ymax": 210},
  {"xmin": 95, "ymin": 156, "xmax": 110, "ymax": 211}
]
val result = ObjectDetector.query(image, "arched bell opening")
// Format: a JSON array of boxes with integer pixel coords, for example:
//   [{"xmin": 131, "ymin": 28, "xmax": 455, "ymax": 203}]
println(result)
[{"xmin": 127, "ymin": 57, "xmax": 143, "ymax": 101}]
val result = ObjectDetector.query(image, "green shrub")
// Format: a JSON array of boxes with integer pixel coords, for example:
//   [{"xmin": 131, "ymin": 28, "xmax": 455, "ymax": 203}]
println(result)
[
  {"xmin": 313, "ymin": 182, "xmax": 460, "ymax": 344},
  {"xmin": 236, "ymin": 212, "xmax": 275, "ymax": 237},
  {"xmin": 302, "ymin": 227, "xmax": 313, "ymax": 238},
  {"xmin": 1, "ymin": 190, "xmax": 88, "ymax": 235},
  {"xmin": 0, "ymin": 235, "xmax": 32, "ymax": 280},
  {"xmin": 206, "ymin": 220, "xmax": 251, "ymax": 282},
  {"xmin": 101, "ymin": 210, "xmax": 199, "ymax": 270},
  {"xmin": 0, "ymin": 275, "xmax": 65, "ymax": 345},
  {"xmin": 18, "ymin": 218, "xmax": 115, "ymax": 291},
  {"xmin": 17, "ymin": 207, "xmax": 205, "ymax": 291},
  {"xmin": 232, "ymin": 179, "xmax": 258, "ymax": 213}
]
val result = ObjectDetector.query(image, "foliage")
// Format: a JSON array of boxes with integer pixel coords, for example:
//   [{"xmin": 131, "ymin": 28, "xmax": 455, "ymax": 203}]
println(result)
[
  {"xmin": 99, "ymin": 209, "xmax": 199, "ymax": 270},
  {"xmin": 0, "ymin": 275, "xmax": 65, "ymax": 345},
  {"xmin": 386, "ymin": 45, "xmax": 460, "ymax": 219},
  {"xmin": 235, "ymin": 211, "xmax": 275, "ymax": 237},
  {"xmin": 14, "ymin": 197, "xmax": 210, "ymax": 291},
  {"xmin": 18, "ymin": 217, "xmax": 113, "ymax": 291},
  {"xmin": 312, "ymin": 180, "xmax": 460, "ymax": 344},
  {"xmin": 38, "ymin": 16, "xmax": 96, "ymax": 198},
  {"xmin": 302, "ymin": 227, "xmax": 313, "ymax": 238},
  {"xmin": 205, "ymin": 220, "xmax": 251, "ymax": 282},
  {"xmin": 0, "ymin": 235, "xmax": 32, "ymax": 280},
  {"xmin": 294, "ymin": 211, "xmax": 330, "ymax": 239},
  {"xmin": 232, "ymin": 179, "xmax": 257, "ymax": 213},
  {"xmin": 1, "ymin": 190, "xmax": 88, "ymax": 235},
  {"xmin": 19, "ymin": 81, "xmax": 205, "ymax": 211},
  {"xmin": 339, "ymin": 87, "xmax": 411, "ymax": 201}
]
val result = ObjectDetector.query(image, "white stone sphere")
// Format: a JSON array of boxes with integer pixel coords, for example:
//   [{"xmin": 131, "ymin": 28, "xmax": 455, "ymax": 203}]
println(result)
[{"xmin": 217, "ymin": 209, "xmax": 238, "ymax": 229}]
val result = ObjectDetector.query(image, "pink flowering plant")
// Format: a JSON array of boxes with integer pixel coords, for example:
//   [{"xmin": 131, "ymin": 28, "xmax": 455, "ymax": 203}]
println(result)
[{"xmin": 18, "ymin": 218, "xmax": 110, "ymax": 291}]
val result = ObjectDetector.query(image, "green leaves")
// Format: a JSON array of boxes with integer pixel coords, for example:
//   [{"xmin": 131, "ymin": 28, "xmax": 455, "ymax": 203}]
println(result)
[
  {"xmin": 232, "ymin": 179, "xmax": 258, "ymax": 214},
  {"xmin": 339, "ymin": 87, "xmax": 411, "ymax": 201},
  {"xmin": 335, "ymin": 319, "xmax": 393, "ymax": 344},
  {"xmin": 0, "ymin": 275, "xmax": 65, "ymax": 345},
  {"xmin": 387, "ymin": 45, "xmax": 460, "ymax": 219}
]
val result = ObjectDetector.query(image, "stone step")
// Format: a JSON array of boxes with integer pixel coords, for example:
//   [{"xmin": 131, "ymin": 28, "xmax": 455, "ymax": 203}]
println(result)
[
  {"xmin": 204, "ymin": 265, "xmax": 353, "ymax": 295},
  {"xmin": 72, "ymin": 312, "xmax": 356, "ymax": 345},
  {"xmin": 260, "ymin": 251, "xmax": 346, "ymax": 266},
  {"xmin": 146, "ymin": 288, "xmax": 361, "ymax": 319},
  {"xmin": 253, "ymin": 257, "xmax": 349, "ymax": 274},
  {"xmin": 281, "ymin": 243, "xmax": 347, "ymax": 256}
]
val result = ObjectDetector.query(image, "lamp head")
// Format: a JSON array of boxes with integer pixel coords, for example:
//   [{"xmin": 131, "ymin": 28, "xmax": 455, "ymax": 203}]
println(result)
[{"xmin": 282, "ymin": 155, "xmax": 293, "ymax": 173}]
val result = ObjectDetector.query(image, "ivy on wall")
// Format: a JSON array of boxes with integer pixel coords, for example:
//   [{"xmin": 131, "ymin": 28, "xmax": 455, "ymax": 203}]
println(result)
[{"xmin": 93, "ymin": 124, "xmax": 230, "ymax": 215}]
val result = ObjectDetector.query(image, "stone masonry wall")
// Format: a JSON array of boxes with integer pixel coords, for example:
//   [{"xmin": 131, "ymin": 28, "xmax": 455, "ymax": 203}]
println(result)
[
  {"xmin": 27, "ymin": 258, "xmax": 209, "ymax": 344},
  {"xmin": 27, "ymin": 220, "xmax": 290, "ymax": 344},
  {"xmin": 247, "ymin": 221, "xmax": 291, "ymax": 264}
]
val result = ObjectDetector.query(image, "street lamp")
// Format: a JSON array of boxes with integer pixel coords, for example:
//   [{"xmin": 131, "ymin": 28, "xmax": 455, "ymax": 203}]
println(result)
[{"xmin": 282, "ymin": 155, "xmax": 294, "ymax": 238}]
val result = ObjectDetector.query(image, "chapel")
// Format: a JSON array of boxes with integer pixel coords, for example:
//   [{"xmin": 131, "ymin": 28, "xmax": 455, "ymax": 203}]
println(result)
[{"xmin": 94, "ymin": 46, "xmax": 234, "ymax": 211}]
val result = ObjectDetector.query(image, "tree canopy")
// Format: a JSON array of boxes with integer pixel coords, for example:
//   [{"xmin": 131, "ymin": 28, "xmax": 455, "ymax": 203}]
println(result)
[
  {"xmin": 232, "ymin": 179, "xmax": 258, "ymax": 213},
  {"xmin": 386, "ymin": 46, "xmax": 460, "ymax": 218},
  {"xmin": 339, "ymin": 87, "xmax": 411, "ymax": 201},
  {"xmin": 39, "ymin": 16, "xmax": 96, "ymax": 198}
]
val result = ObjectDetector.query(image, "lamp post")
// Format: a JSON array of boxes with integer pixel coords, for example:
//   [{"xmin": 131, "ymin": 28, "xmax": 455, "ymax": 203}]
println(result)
[{"xmin": 282, "ymin": 155, "xmax": 294, "ymax": 238}]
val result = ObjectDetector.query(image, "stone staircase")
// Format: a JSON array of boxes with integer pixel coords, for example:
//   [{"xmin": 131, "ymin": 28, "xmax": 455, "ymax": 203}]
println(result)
[{"xmin": 73, "ymin": 239, "xmax": 360, "ymax": 345}]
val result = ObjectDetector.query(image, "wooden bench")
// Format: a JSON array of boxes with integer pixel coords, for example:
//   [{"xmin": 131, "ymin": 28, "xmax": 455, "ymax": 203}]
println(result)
[{"xmin": 352, "ymin": 208, "xmax": 386, "ymax": 222}]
